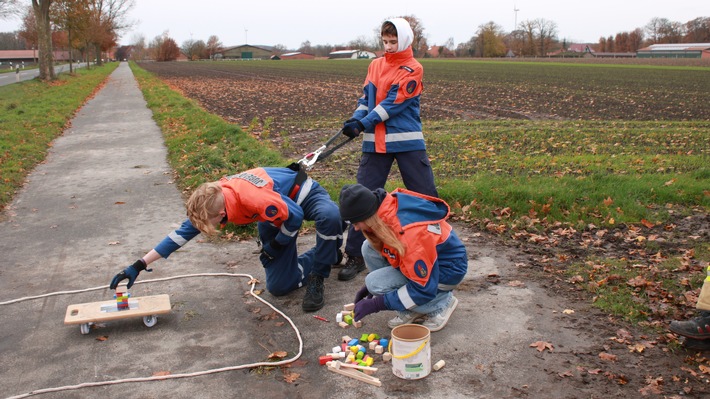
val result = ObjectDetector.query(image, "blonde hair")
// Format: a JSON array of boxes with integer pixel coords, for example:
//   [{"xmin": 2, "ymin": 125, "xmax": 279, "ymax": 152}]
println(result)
[
  {"xmin": 186, "ymin": 181, "xmax": 224, "ymax": 235},
  {"xmin": 361, "ymin": 214, "xmax": 406, "ymax": 257}
]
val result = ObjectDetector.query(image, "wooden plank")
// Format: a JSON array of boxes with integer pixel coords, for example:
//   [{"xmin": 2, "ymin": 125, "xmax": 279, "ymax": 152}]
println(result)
[
  {"xmin": 64, "ymin": 294, "xmax": 171, "ymax": 325},
  {"xmin": 327, "ymin": 363, "xmax": 382, "ymax": 386}
]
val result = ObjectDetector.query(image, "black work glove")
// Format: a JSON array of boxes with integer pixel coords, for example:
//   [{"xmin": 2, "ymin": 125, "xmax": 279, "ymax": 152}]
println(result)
[
  {"xmin": 342, "ymin": 119, "xmax": 365, "ymax": 139},
  {"xmin": 261, "ymin": 239, "xmax": 285, "ymax": 260},
  {"xmin": 110, "ymin": 259, "xmax": 150, "ymax": 289},
  {"xmin": 354, "ymin": 285, "xmax": 373, "ymax": 304}
]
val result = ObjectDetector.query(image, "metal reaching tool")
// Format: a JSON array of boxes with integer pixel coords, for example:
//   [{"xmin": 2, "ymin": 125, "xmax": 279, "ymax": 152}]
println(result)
[{"xmin": 297, "ymin": 129, "xmax": 354, "ymax": 170}]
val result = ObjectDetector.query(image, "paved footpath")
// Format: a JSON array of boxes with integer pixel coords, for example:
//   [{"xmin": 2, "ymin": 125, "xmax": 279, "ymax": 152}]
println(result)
[{"xmin": 0, "ymin": 62, "xmax": 600, "ymax": 399}]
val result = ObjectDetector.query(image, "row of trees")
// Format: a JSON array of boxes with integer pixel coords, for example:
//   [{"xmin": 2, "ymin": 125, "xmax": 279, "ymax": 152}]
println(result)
[
  {"xmin": 452, "ymin": 16, "xmax": 710, "ymax": 58},
  {"xmin": 599, "ymin": 17, "xmax": 710, "ymax": 53},
  {"xmin": 292, "ymin": 15, "xmax": 708, "ymax": 59},
  {"xmin": 0, "ymin": 0, "xmax": 134, "ymax": 80}
]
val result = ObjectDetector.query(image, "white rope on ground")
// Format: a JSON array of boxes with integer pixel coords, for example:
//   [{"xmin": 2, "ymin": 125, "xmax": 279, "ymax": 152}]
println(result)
[{"xmin": 1, "ymin": 273, "xmax": 303, "ymax": 399}]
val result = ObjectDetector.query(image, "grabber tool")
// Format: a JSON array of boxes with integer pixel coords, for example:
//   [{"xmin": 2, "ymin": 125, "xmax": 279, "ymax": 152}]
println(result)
[{"xmin": 297, "ymin": 129, "xmax": 354, "ymax": 170}]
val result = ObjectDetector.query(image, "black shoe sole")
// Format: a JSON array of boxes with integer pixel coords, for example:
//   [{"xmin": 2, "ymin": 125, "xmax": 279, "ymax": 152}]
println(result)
[
  {"xmin": 337, "ymin": 269, "xmax": 363, "ymax": 281},
  {"xmin": 682, "ymin": 337, "xmax": 710, "ymax": 351},
  {"xmin": 302, "ymin": 301, "xmax": 325, "ymax": 312}
]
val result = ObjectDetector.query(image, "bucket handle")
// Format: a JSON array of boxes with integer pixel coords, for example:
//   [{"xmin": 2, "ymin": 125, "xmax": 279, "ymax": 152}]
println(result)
[{"xmin": 388, "ymin": 339, "xmax": 429, "ymax": 360}]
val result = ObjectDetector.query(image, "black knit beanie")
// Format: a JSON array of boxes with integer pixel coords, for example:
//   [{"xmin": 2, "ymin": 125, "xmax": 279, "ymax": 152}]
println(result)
[{"xmin": 339, "ymin": 184, "xmax": 380, "ymax": 223}]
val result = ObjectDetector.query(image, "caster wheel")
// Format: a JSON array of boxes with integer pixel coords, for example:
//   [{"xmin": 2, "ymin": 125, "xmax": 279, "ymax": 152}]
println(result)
[
  {"xmin": 80, "ymin": 323, "xmax": 91, "ymax": 335},
  {"xmin": 143, "ymin": 315, "xmax": 158, "ymax": 327}
]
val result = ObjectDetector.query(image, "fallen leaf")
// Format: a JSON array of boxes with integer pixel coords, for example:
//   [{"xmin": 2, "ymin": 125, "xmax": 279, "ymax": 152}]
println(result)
[
  {"xmin": 599, "ymin": 352, "xmax": 617, "ymax": 362},
  {"xmin": 108, "ymin": 241, "xmax": 120, "ymax": 245},
  {"xmin": 603, "ymin": 197, "xmax": 613, "ymax": 206},
  {"xmin": 95, "ymin": 335, "xmax": 108, "ymax": 341},
  {"xmin": 530, "ymin": 341, "xmax": 554, "ymax": 352},
  {"xmin": 268, "ymin": 351, "xmax": 288, "ymax": 359},
  {"xmin": 114, "ymin": 201, "xmax": 126, "ymax": 205},
  {"xmin": 153, "ymin": 370, "xmax": 171, "ymax": 377},
  {"xmin": 283, "ymin": 371, "xmax": 300, "ymax": 383},
  {"xmin": 640, "ymin": 219, "xmax": 655, "ymax": 229},
  {"xmin": 507, "ymin": 280, "xmax": 525, "ymax": 287}
]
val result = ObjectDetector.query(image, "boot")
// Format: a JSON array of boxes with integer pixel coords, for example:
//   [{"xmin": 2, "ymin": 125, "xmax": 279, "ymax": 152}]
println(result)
[
  {"xmin": 337, "ymin": 256, "xmax": 365, "ymax": 281},
  {"xmin": 683, "ymin": 337, "xmax": 710, "ymax": 351},
  {"xmin": 669, "ymin": 311, "xmax": 710, "ymax": 340},
  {"xmin": 302, "ymin": 274, "xmax": 325, "ymax": 312}
]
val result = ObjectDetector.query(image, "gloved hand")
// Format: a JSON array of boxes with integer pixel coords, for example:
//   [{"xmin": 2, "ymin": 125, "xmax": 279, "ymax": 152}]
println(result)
[
  {"xmin": 261, "ymin": 239, "xmax": 284, "ymax": 260},
  {"xmin": 354, "ymin": 285, "xmax": 373, "ymax": 304},
  {"xmin": 342, "ymin": 119, "xmax": 365, "ymax": 139},
  {"xmin": 354, "ymin": 295, "xmax": 386, "ymax": 321},
  {"xmin": 110, "ymin": 259, "xmax": 150, "ymax": 289}
]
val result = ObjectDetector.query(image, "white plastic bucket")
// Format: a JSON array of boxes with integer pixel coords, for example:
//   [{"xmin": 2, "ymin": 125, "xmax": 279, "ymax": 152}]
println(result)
[{"xmin": 390, "ymin": 324, "xmax": 431, "ymax": 379}]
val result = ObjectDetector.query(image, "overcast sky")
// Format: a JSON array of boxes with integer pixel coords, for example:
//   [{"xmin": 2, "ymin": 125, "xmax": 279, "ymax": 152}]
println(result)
[{"xmin": 1, "ymin": 0, "xmax": 707, "ymax": 49}]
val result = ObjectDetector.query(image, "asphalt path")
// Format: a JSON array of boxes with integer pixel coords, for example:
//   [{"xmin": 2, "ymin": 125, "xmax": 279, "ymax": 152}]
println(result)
[{"xmin": 0, "ymin": 62, "xmax": 88, "ymax": 86}]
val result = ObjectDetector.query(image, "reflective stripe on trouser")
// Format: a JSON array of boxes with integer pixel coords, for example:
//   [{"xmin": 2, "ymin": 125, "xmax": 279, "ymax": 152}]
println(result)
[{"xmin": 697, "ymin": 265, "xmax": 710, "ymax": 311}]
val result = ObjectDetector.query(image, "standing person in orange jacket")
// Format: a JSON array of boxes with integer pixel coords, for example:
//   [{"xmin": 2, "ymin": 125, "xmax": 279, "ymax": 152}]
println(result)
[{"xmin": 338, "ymin": 17, "xmax": 438, "ymax": 281}]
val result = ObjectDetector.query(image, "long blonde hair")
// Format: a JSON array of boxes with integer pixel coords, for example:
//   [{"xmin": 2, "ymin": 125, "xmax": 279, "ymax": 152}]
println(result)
[
  {"xmin": 361, "ymin": 214, "xmax": 406, "ymax": 257},
  {"xmin": 186, "ymin": 182, "xmax": 224, "ymax": 235}
]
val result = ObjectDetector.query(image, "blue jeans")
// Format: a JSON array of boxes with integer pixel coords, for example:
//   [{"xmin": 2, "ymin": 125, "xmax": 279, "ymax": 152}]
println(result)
[
  {"xmin": 361, "ymin": 240, "xmax": 451, "ymax": 315},
  {"xmin": 345, "ymin": 150, "xmax": 438, "ymax": 258}
]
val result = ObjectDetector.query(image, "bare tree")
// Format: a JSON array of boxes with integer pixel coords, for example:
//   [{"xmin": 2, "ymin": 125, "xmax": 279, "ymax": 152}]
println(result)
[
  {"xmin": 0, "ymin": 0, "xmax": 21, "ymax": 19},
  {"xmin": 32, "ymin": 0, "xmax": 55, "ymax": 80},
  {"xmin": 206, "ymin": 35, "xmax": 222, "ymax": 59},
  {"xmin": 88, "ymin": 0, "xmax": 134, "ymax": 65},
  {"xmin": 53, "ymin": 0, "xmax": 92, "ymax": 72},
  {"xmin": 645, "ymin": 17, "xmax": 667, "ymax": 44},
  {"xmin": 518, "ymin": 20, "xmax": 537, "ymax": 56},
  {"xmin": 150, "ymin": 31, "xmax": 179, "ymax": 61},
  {"xmin": 685, "ymin": 17, "xmax": 710, "ymax": 43},
  {"xmin": 181, "ymin": 38, "xmax": 206, "ymax": 60},
  {"xmin": 534, "ymin": 18, "xmax": 558, "ymax": 56}
]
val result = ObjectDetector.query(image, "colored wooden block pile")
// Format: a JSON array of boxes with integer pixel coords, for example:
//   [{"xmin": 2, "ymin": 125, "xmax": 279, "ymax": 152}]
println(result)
[
  {"xmin": 336, "ymin": 302, "xmax": 362, "ymax": 328},
  {"xmin": 114, "ymin": 288, "xmax": 130, "ymax": 311},
  {"xmin": 319, "ymin": 304, "xmax": 394, "ymax": 386}
]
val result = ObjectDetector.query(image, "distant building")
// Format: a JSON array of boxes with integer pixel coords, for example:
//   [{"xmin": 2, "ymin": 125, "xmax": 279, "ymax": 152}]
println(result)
[
  {"xmin": 277, "ymin": 52, "xmax": 316, "ymax": 60},
  {"xmin": 328, "ymin": 49, "xmax": 376, "ymax": 59},
  {"xmin": 636, "ymin": 43, "xmax": 710, "ymax": 59},
  {"xmin": 219, "ymin": 45, "xmax": 275, "ymax": 60},
  {"xmin": 0, "ymin": 49, "xmax": 72, "ymax": 65}
]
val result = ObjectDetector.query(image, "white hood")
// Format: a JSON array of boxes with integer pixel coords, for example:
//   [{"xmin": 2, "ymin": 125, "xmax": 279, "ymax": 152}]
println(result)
[{"xmin": 387, "ymin": 18, "xmax": 414, "ymax": 53}]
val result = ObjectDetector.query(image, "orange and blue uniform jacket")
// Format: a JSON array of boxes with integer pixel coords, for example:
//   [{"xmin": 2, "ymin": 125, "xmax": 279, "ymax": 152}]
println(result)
[
  {"xmin": 352, "ymin": 47, "xmax": 426, "ymax": 154},
  {"xmin": 154, "ymin": 167, "xmax": 313, "ymax": 258},
  {"xmin": 376, "ymin": 188, "xmax": 468, "ymax": 311}
]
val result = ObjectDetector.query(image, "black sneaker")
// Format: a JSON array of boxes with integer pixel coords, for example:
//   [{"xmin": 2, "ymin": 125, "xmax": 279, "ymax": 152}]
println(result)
[
  {"xmin": 670, "ymin": 311, "xmax": 710, "ymax": 340},
  {"xmin": 337, "ymin": 256, "xmax": 365, "ymax": 281},
  {"xmin": 302, "ymin": 274, "xmax": 325, "ymax": 312}
]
